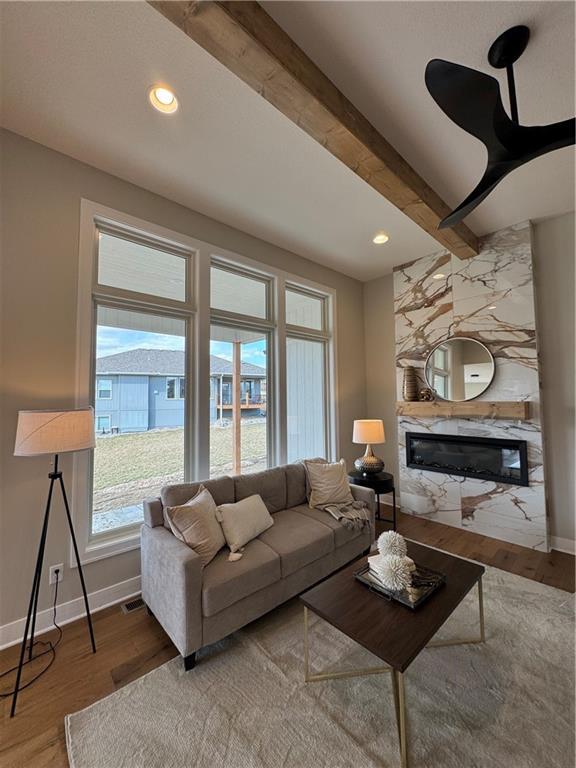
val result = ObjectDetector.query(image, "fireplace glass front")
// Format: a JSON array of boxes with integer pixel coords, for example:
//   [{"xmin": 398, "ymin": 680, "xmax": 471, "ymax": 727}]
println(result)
[{"xmin": 406, "ymin": 432, "xmax": 529, "ymax": 486}]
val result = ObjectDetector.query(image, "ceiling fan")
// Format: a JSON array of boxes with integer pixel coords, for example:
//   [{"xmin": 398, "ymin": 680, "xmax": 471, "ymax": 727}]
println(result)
[{"xmin": 425, "ymin": 25, "xmax": 575, "ymax": 229}]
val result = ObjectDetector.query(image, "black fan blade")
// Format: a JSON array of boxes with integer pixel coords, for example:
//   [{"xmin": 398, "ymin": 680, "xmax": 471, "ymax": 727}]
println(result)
[
  {"xmin": 425, "ymin": 59, "xmax": 510, "ymax": 150},
  {"xmin": 426, "ymin": 58, "xmax": 576, "ymax": 228}
]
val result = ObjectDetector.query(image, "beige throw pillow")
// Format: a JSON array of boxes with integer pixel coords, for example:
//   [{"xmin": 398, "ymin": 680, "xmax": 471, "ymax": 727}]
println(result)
[
  {"xmin": 304, "ymin": 459, "xmax": 354, "ymax": 509},
  {"xmin": 216, "ymin": 494, "xmax": 274, "ymax": 553},
  {"xmin": 165, "ymin": 485, "xmax": 225, "ymax": 567}
]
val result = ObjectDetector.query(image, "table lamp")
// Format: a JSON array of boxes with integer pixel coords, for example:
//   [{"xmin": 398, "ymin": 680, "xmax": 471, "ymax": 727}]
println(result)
[
  {"xmin": 10, "ymin": 407, "xmax": 97, "ymax": 716},
  {"xmin": 352, "ymin": 419, "xmax": 385, "ymax": 474}
]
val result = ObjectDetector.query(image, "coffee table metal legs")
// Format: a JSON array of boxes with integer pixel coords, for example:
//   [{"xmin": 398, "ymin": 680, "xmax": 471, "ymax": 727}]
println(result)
[
  {"xmin": 303, "ymin": 607, "xmax": 392, "ymax": 683},
  {"xmin": 426, "ymin": 577, "xmax": 486, "ymax": 649},
  {"xmin": 302, "ymin": 580, "xmax": 486, "ymax": 768},
  {"xmin": 303, "ymin": 606, "xmax": 408, "ymax": 766},
  {"xmin": 395, "ymin": 670, "xmax": 409, "ymax": 768}
]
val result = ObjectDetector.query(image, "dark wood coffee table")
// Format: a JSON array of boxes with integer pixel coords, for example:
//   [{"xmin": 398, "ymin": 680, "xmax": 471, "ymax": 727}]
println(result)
[{"xmin": 300, "ymin": 541, "xmax": 485, "ymax": 768}]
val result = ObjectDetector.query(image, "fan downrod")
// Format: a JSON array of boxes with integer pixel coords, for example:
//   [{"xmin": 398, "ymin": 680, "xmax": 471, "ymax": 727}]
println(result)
[{"xmin": 488, "ymin": 25, "xmax": 530, "ymax": 123}]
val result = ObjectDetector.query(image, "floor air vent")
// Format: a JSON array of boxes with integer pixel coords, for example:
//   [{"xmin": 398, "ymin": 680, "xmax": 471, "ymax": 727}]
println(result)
[{"xmin": 121, "ymin": 596, "xmax": 145, "ymax": 614}]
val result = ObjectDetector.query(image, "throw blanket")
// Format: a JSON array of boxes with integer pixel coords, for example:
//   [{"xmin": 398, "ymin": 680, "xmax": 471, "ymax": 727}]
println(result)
[{"xmin": 317, "ymin": 500, "xmax": 370, "ymax": 530}]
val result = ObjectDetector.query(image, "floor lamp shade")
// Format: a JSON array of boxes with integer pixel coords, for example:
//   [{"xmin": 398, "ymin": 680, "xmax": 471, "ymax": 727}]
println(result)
[{"xmin": 14, "ymin": 407, "xmax": 95, "ymax": 456}]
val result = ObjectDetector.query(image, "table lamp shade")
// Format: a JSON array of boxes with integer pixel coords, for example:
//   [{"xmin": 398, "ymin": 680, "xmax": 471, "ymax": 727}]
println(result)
[
  {"xmin": 352, "ymin": 419, "xmax": 385, "ymax": 445},
  {"xmin": 14, "ymin": 407, "xmax": 95, "ymax": 456}
]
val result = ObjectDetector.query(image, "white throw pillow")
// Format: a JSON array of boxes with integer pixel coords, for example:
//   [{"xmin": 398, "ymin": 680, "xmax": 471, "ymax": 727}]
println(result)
[
  {"xmin": 304, "ymin": 459, "xmax": 354, "ymax": 509},
  {"xmin": 216, "ymin": 494, "xmax": 274, "ymax": 553},
  {"xmin": 165, "ymin": 485, "xmax": 225, "ymax": 567}
]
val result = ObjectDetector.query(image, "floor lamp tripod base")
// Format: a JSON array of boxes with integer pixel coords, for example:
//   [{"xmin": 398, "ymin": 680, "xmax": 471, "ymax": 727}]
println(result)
[{"xmin": 10, "ymin": 454, "xmax": 96, "ymax": 717}]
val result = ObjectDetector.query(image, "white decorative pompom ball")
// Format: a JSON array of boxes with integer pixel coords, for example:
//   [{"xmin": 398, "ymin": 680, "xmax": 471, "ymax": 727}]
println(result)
[
  {"xmin": 377, "ymin": 531, "xmax": 407, "ymax": 558},
  {"xmin": 372, "ymin": 555, "xmax": 412, "ymax": 592}
]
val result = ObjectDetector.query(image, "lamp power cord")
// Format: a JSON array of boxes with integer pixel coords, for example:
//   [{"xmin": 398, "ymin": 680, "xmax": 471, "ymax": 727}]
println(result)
[{"xmin": 0, "ymin": 570, "xmax": 63, "ymax": 698}]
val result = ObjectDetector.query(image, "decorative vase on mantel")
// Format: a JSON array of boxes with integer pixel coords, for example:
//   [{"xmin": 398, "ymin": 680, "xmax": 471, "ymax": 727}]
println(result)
[{"xmin": 403, "ymin": 366, "xmax": 419, "ymax": 401}]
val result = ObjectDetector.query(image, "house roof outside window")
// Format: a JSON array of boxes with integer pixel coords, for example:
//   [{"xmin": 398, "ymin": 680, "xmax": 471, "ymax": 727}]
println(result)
[{"xmin": 95, "ymin": 348, "xmax": 266, "ymax": 378}]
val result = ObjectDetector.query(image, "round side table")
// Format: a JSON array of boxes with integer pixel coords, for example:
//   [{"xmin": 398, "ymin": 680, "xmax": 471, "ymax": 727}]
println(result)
[{"xmin": 348, "ymin": 470, "xmax": 397, "ymax": 530}]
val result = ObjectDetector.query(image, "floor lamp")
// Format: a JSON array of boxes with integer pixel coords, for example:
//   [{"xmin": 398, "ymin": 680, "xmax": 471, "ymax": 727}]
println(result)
[{"xmin": 11, "ymin": 407, "xmax": 97, "ymax": 716}]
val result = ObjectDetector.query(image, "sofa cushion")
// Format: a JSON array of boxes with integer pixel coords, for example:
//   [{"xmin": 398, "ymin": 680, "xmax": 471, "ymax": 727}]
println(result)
[
  {"xmin": 284, "ymin": 463, "xmax": 307, "ymax": 508},
  {"xmin": 258, "ymin": 508, "xmax": 334, "ymax": 577},
  {"xmin": 288, "ymin": 504, "xmax": 364, "ymax": 549},
  {"xmin": 161, "ymin": 476, "xmax": 235, "ymax": 512},
  {"xmin": 202, "ymin": 539, "xmax": 281, "ymax": 617},
  {"xmin": 234, "ymin": 467, "xmax": 287, "ymax": 513}
]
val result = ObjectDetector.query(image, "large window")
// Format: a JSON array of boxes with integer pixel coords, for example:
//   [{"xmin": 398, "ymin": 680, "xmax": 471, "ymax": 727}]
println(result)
[
  {"xmin": 77, "ymin": 202, "xmax": 335, "ymax": 561},
  {"xmin": 76, "ymin": 206, "xmax": 195, "ymax": 555},
  {"xmin": 92, "ymin": 306, "xmax": 186, "ymax": 535},
  {"xmin": 286, "ymin": 337, "xmax": 326, "ymax": 462},
  {"xmin": 285, "ymin": 286, "xmax": 331, "ymax": 462},
  {"xmin": 209, "ymin": 262, "xmax": 271, "ymax": 477}
]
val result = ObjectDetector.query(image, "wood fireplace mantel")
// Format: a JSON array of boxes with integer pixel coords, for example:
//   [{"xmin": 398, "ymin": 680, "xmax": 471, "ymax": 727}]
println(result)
[{"xmin": 396, "ymin": 401, "xmax": 530, "ymax": 420}]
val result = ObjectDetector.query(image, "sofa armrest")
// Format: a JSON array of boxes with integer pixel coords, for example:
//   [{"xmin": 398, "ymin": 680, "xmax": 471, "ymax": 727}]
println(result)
[
  {"xmin": 143, "ymin": 497, "xmax": 164, "ymax": 528},
  {"xmin": 350, "ymin": 484, "xmax": 376, "ymax": 541},
  {"xmin": 140, "ymin": 525, "xmax": 203, "ymax": 657}
]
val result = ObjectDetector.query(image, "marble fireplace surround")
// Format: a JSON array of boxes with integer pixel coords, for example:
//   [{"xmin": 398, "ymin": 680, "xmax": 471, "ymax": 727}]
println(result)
[{"xmin": 394, "ymin": 222, "xmax": 549, "ymax": 551}]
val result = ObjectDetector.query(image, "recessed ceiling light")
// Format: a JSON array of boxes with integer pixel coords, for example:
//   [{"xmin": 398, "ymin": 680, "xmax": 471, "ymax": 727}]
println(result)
[
  {"xmin": 148, "ymin": 85, "xmax": 178, "ymax": 114},
  {"xmin": 373, "ymin": 231, "xmax": 389, "ymax": 245},
  {"xmin": 432, "ymin": 273, "xmax": 446, "ymax": 280}
]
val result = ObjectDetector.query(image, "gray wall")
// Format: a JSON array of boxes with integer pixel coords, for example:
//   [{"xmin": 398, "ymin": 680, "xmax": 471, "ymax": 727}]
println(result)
[
  {"xmin": 0, "ymin": 129, "xmax": 366, "ymax": 626},
  {"xmin": 532, "ymin": 212, "xmax": 575, "ymax": 544},
  {"xmin": 363, "ymin": 213, "xmax": 576, "ymax": 550}
]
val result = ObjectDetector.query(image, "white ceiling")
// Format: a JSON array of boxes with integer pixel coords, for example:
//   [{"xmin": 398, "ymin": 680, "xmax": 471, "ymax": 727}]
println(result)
[
  {"xmin": 264, "ymin": 0, "xmax": 575, "ymax": 235},
  {"xmin": 1, "ymin": 2, "xmax": 574, "ymax": 282}
]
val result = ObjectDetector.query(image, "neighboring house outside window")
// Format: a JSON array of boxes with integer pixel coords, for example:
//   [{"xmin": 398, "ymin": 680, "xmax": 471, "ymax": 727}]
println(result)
[
  {"xmin": 97, "ymin": 378, "xmax": 112, "ymax": 399},
  {"xmin": 94, "ymin": 351, "xmax": 267, "ymax": 434}
]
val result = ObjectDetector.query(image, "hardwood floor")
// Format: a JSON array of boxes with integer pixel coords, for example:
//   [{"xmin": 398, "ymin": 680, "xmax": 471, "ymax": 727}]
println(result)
[
  {"xmin": 1, "ymin": 512, "xmax": 573, "ymax": 767},
  {"xmin": 379, "ymin": 507, "xmax": 575, "ymax": 593}
]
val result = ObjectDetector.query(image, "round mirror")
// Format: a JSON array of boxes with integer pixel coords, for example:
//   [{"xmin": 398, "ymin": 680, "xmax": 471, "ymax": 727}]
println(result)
[{"xmin": 424, "ymin": 337, "xmax": 495, "ymax": 402}]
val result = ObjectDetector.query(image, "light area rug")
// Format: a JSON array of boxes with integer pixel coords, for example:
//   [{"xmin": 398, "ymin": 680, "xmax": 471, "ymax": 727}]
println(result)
[{"xmin": 66, "ymin": 566, "xmax": 574, "ymax": 768}]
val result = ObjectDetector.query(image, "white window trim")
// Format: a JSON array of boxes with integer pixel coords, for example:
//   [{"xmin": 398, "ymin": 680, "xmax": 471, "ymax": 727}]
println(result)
[
  {"xmin": 210, "ymin": 251, "xmax": 338, "ymax": 468},
  {"xmin": 74, "ymin": 200, "xmax": 202, "ymax": 565},
  {"xmin": 74, "ymin": 200, "xmax": 338, "ymax": 565}
]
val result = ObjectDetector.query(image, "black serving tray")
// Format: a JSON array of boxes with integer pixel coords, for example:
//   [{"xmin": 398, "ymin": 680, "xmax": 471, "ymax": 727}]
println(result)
[{"xmin": 354, "ymin": 562, "xmax": 446, "ymax": 610}]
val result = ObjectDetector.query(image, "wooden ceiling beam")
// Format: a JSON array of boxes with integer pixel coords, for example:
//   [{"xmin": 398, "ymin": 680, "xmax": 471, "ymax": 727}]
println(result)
[{"xmin": 148, "ymin": 0, "xmax": 479, "ymax": 259}]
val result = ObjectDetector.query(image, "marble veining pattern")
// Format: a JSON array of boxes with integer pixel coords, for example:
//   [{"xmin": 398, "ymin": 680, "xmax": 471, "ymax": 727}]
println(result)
[{"xmin": 394, "ymin": 222, "xmax": 549, "ymax": 551}]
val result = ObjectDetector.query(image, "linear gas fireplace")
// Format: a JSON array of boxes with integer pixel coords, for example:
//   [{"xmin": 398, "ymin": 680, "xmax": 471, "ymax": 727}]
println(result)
[{"xmin": 406, "ymin": 432, "xmax": 529, "ymax": 486}]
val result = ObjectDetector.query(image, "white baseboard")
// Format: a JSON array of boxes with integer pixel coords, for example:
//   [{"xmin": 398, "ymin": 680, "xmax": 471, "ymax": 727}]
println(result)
[
  {"xmin": 550, "ymin": 536, "xmax": 575, "ymax": 555},
  {"xmin": 0, "ymin": 575, "xmax": 141, "ymax": 651}
]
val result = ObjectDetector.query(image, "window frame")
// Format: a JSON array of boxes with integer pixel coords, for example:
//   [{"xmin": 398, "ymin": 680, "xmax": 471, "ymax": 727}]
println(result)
[
  {"xmin": 74, "ymin": 201, "xmax": 199, "ymax": 564},
  {"xmin": 74, "ymin": 200, "xmax": 337, "ymax": 566},
  {"xmin": 285, "ymin": 284, "xmax": 328, "ymax": 333}
]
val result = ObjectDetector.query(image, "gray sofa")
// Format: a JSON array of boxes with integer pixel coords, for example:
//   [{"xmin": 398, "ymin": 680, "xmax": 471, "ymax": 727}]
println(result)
[{"xmin": 141, "ymin": 463, "xmax": 376, "ymax": 669}]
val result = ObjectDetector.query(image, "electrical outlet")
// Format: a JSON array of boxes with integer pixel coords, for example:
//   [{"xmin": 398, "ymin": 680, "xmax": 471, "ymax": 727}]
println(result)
[{"xmin": 49, "ymin": 564, "xmax": 64, "ymax": 584}]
